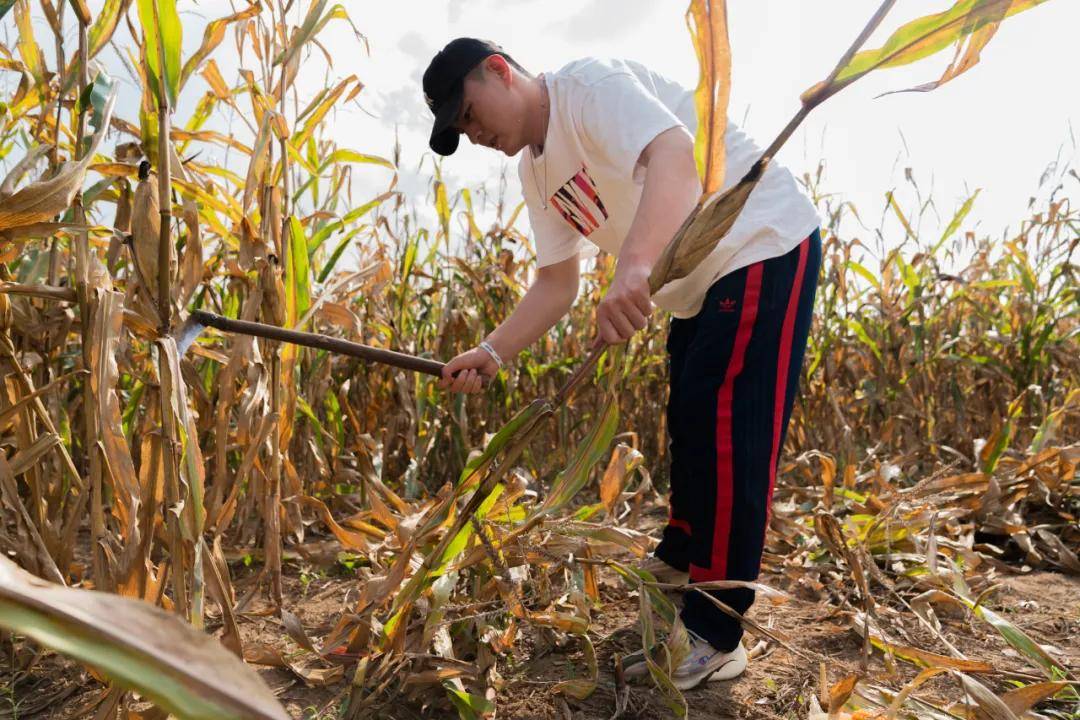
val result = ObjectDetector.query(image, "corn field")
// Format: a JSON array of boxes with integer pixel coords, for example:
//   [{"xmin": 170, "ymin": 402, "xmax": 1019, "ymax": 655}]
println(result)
[{"xmin": 0, "ymin": 1, "xmax": 1077, "ymax": 719}]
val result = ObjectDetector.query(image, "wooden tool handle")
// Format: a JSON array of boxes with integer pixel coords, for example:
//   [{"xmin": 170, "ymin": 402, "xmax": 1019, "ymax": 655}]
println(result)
[{"xmin": 191, "ymin": 310, "xmax": 446, "ymax": 378}]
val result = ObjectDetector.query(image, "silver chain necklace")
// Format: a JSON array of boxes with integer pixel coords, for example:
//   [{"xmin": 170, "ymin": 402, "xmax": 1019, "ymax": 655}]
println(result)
[{"xmin": 529, "ymin": 76, "xmax": 550, "ymax": 210}]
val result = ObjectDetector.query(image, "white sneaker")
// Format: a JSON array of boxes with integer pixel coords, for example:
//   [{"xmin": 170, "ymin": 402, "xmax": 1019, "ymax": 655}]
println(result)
[
  {"xmin": 671, "ymin": 631, "xmax": 747, "ymax": 689},
  {"xmin": 637, "ymin": 555, "xmax": 689, "ymax": 585},
  {"xmin": 622, "ymin": 629, "xmax": 747, "ymax": 690}
]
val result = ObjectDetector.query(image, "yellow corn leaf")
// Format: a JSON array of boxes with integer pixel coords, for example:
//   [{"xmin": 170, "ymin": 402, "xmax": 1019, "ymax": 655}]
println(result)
[
  {"xmin": 685, "ymin": 0, "xmax": 731, "ymax": 194},
  {"xmin": 298, "ymin": 496, "xmax": 371, "ymax": 551},
  {"xmin": 827, "ymin": 674, "xmax": 861, "ymax": 715},
  {"xmin": 241, "ymin": 114, "xmax": 273, "ymax": 214},
  {"xmin": 434, "ymin": 180, "xmax": 450, "ymax": 240},
  {"xmin": 13, "ymin": 1, "xmax": 43, "ymax": 84},
  {"xmin": 866, "ymin": 632, "xmax": 995, "ymax": 673},
  {"xmin": 200, "ymin": 59, "xmax": 232, "ymax": 100},
  {"xmin": 293, "ymin": 76, "xmax": 358, "ymax": 148},
  {"xmin": 179, "ymin": 3, "xmax": 259, "ymax": 91},
  {"xmin": 656, "ymin": 0, "xmax": 1052, "ymax": 296},
  {"xmin": 88, "ymin": 0, "xmax": 133, "ymax": 59},
  {"xmin": 273, "ymin": 2, "xmax": 361, "ymax": 73}
]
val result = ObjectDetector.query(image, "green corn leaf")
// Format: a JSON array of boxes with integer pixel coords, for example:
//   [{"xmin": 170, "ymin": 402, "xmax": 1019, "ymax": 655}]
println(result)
[
  {"xmin": 76, "ymin": 71, "xmax": 116, "ymax": 156},
  {"xmin": 0, "ymin": 557, "xmax": 288, "ymax": 720},
  {"xmin": 444, "ymin": 681, "xmax": 495, "ymax": 720},
  {"xmin": 401, "ymin": 238, "xmax": 420, "ymax": 285},
  {"xmin": 136, "ymin": 0, "xmax": 182, "ymax": 106},
  {"xmin": 323, "ymin": 149, "xmax": 395, "ymax": 170},
  {"xmin": 538, "ymin": 396, "xmax": 618, "ymax": 515},
  {"xmin": 286, "ymin": 217, "xmax": 312, "ymax": 329},
  {"xmin": 341, "ymin": 190, "xmax": 396, "ymax": 224},
  {"xmin": 296, "ymin": 396, "xmax": 328, "ymax": 453},
  {"xmin": 956, "ymin": 593, "xmax": 1067, "ymax": 678},
  {"xmin": 316, "ymin": 227, "xmax": 362, "ymax": 283},
  {"xmin": 458, "ymin": 400, "xmax": 549, "ymax": 487},
  {"xmin": 846, "ymin": 260, "xmax": 882, "ymax": 291},
  {"xmin": 433, "ymin": 483, "xmax": 505, "ymax": 576},
  {"xmin": 935, "ymin": 189, "xmax": 980, "ymax": 253},
  {"xmin": 803, "ymin": 0, "xmax": 1052, "ymax": 103},
  {"xmin": 847, "ymin": 317, "xmax": 883, "ymax": 361}
]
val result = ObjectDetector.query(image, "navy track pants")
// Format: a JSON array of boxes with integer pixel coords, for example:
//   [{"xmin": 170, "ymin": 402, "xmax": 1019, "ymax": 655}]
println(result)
[{"xmin": 654, "ymin": 228, "xmax": 821, "ymax": 651}]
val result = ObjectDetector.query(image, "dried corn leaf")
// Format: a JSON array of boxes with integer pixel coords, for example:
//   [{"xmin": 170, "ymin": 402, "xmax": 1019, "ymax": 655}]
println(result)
[
  {"xmin": 685, "ymin": 0, "xmax": 731, "ymax": 194},
  {"xmin": 0, "ymin": 87, "xmax": 117, "ymax": 232},
  {"xmin": 179, "ymin": 3, "xmax": 259, "ymax": 91},
  {"xmin": 600, "ymin": 442, "xmax": 643, "ymax": 514},
  {"xmin": 958, "ymin": 673, "xmax": 1021, "ymax": 720}
]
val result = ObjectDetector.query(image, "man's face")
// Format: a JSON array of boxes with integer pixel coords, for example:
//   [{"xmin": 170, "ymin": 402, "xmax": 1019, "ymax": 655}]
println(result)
[{"xmin": 454, "ymin": 56, "xmax": 528, "ymax": 157}]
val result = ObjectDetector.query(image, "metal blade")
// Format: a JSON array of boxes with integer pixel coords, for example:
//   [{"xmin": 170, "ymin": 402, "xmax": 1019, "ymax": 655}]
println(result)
[{"xmin": 174, "ymin": 315, "xmax": 207, "ymax": 356}]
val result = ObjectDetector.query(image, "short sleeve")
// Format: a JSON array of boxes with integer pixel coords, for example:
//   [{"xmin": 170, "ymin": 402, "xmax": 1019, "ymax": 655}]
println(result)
[
  {"xmin": 527, "ymin": 198, "xmax": 595, "ymax": 268},
  {"xmin": 578, "ymin": 72, "xmax": 689, "ymax": 178}
]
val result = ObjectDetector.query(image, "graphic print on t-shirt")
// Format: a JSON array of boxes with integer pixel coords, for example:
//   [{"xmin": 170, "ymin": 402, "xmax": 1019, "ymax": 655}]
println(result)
[{"xmin": 550, "ymin": 165, "xmax": 608, "ymax": 236}]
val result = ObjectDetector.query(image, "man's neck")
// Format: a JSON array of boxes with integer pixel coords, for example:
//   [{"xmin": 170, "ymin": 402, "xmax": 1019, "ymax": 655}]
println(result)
[{"xmin": 529, "ymin": 74, "xmax": 549, "ymax": 156}]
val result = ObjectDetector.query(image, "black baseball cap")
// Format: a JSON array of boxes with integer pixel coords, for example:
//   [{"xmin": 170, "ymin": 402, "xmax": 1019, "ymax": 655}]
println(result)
[{"xmin": 423, "ymin": 38, "xmax": 515, "ymax": 156}]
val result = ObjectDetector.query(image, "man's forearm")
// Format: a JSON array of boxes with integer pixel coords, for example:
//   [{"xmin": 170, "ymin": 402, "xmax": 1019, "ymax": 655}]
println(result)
[
  {"xmin": 618, "ymin": 131, "xmax": 701, "ymax": 272},
  {"xmin": 485, "ymin": 273, "xmax": 578, "ymax": 360}
]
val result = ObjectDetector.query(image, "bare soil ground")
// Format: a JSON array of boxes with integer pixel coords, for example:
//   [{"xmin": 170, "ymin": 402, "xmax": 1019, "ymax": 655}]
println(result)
[{"xmin": 11, "ymin": 536, "xmax": 1079, "ymax": 720}]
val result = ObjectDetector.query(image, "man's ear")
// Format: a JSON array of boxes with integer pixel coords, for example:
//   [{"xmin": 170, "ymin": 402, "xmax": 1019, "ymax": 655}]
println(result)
[{"xmin": 486, "ymin": 54, "xmax": 512, "ymax": 86}]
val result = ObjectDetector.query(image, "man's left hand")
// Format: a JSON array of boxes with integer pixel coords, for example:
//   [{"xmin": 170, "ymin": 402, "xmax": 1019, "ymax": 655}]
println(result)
[{"xmin": 596, "ymin": 261, "xmax": 653, "ymax": 344}]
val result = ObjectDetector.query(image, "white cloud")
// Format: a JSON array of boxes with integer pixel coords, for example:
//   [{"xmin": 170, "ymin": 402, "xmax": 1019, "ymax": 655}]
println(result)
[
  {"xmin": 544, "ymin": 0, "xmax": 661, "ymax": 44},
  {"xmin": 397, "ymin": 31, "xmax": 436, "ymax": 67},
  {"xmin": 373, "ymin": 85, "xmax": 432, "ymax": 135}
]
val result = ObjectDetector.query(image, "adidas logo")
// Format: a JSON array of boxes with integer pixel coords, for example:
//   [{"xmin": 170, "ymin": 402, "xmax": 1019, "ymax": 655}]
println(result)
[{"xmin": 718, "ymin": 298, "xmax": 737, "ymax": 312}]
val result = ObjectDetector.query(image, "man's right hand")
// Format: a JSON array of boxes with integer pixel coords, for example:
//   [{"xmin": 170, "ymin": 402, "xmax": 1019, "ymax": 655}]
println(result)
[{"xmin": 439, "ymin": 346, "xmax": 499, "ymax": 393}]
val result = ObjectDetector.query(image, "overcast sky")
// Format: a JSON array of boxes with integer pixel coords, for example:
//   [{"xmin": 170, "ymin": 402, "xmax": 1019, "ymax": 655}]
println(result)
[
  {"xmin": 28, "ymin": 1, "xmax": 1080, "ymax": 254},
  {"xmin": 311, "ymin": 0, "xmax": 1078, "ymax": 244}
]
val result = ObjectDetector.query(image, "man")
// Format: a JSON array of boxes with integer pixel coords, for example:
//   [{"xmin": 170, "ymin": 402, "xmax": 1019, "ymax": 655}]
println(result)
[{"xmin": 423, "ymin": 38, "xmax": 821, "ymax": 690}]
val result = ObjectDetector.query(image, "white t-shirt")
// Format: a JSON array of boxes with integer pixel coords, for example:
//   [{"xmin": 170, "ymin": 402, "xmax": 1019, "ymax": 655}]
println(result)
[{"xmin": 517, "ymin": 57, "xmax": 820, "ymax": 319}]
